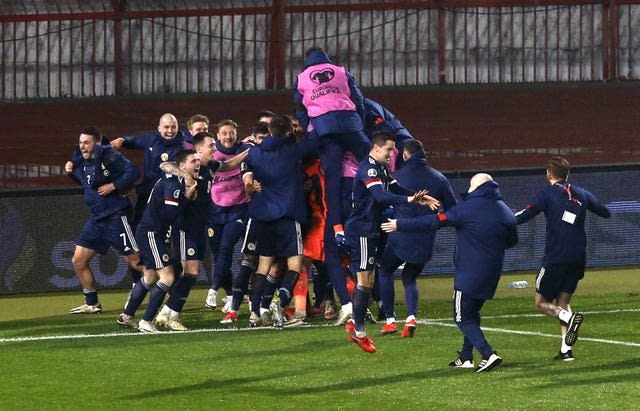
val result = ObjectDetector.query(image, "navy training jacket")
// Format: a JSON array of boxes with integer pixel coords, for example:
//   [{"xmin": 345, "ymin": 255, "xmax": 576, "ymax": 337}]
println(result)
[
  {"xmin": 515, "ymin": 180, "xmax": 610, "ymax": 265},
  {"xmin": 246, "ymin": 134, "xmax": 317, "ymax": 223},
  {"xmin": 397, "ymin": 180, "xmax": 518, "ymax": 300},
  {"xmin": 387, "ymin": 152, "xmax": 458, "ymax": 264},
  {"xmin": 121, "ymin": 130, "xmax": 186, "ymax": 192},
  {"xmin": 69, "ymin": 144, "xmax": 140, "ymax": 221},
  {"xmin": 363, "ymin": 98, "xmax": 413, "ymax": 144}
]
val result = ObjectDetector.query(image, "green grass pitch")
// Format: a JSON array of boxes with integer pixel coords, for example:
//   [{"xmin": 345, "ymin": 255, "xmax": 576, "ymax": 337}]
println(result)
[{"xmin": 0, "ymin": 267, "xmax": 638, "ymax": 410}]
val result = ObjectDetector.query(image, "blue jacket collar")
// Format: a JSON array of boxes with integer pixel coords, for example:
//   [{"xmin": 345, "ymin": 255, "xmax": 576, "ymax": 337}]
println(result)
[
  {"xmin": 461, "ymin": 180, "xmax": 503, "ymax": 201},
  {"xmin": 260, "ymin": 134, "xmax": 294, "ymax": 151},
  {"xmin": 305, "ymin": 49, "xmax": 332, "ymax": 67},
  {"xmin": 404, "ymin": 151, "xmax": 427, "ymax": 167}
]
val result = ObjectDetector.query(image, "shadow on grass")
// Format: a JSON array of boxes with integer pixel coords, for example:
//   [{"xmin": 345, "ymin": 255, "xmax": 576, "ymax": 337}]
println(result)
[
  {"xmin": 117, "ymin": 367, "xmax": 323, "ymax": 400},
  {"xmin": 526, "ymin": 356, "xmax": 640, "ymax": 387}
]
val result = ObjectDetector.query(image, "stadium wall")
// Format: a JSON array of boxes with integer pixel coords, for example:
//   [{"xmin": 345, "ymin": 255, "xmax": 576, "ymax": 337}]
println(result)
[
  {"xmin": 0, "ymin": 166, "xmax": 638, "ymax": 295},
  {"xmin": 0, "ymin": 82, "xmax": 639, "ymax": 189}
]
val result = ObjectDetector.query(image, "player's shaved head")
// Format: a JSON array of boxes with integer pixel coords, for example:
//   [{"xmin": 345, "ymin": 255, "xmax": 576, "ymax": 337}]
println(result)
[{"xmin": 468, "ymin": 173, "xmax": 493, "ymax": 193}]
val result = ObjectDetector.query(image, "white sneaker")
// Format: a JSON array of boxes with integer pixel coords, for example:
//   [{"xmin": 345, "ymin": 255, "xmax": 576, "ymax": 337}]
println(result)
[
  {"xmin": 205, "ymin": 288, "xmax": 217, "ymax": 309},
  {"xmin": 449, "ymin": 358, "xmax": 475, "ymax": 368},
  {"xmin": 117, "ymin": 313, "xmax": 137, "ymax": 329},
  {"xmin": 138, "ymin": 319, "xmax": 158, "ymax": 333},
  {"xmin": 155, "ymin": 308, "xmax": 170, "ymax": 327},
  {"xmin": 476, "ymin": 352, "xmax": 502, "ymax": 373},
  {"xmin": 69, "ymin": 303, "xmax": 102, "ymax": 314},
  {"xmin": 221, "ymin": 296, "xmax": 233, "ymax": 313},
  {"xmin": 334, "ymin": 302, "xmax": 353, "ymax": 326},
  {"xmin": 165, "ymin": 318, "xmax": 188, "ymax": 331}
]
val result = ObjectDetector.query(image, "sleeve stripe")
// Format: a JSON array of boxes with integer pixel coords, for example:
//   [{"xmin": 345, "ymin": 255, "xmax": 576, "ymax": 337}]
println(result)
[
  {"xmin": 164, "ymin": 198, "xmax": 179, "ymax": 206},
  {"xmin": 364, "ymin": 178, "xmax": 382, "ymax": 189}
]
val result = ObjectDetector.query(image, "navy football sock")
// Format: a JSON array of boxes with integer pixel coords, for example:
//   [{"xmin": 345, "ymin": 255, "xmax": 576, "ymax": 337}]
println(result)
[
  {"xmin": 401, "ymin": 264, "xmax": 422, "ymax": 317},
  {"xmin": 166, "ymin": 274, "xmax": 197, "ymax": 313},
  {"xmin": 378, "ymin": 270, "xmax": 395, "ymax": 319},
  {"xmin": 250, "ymin": 274, "xmax": 266, "ymax": 314},
  {"xmin": 352, "ymin": 285, "xmax": 372, "ymax": 333},
  {"xmin": 278, "ymin": 270, "xmax": 299, "ymax": 307},
  {"xmin": 124, "ymin": 278, "xmax": 150, "ymax": 316},
  {"xmin": 232, "ymin": 260, "xmax": 254, "ymax": 311},
  {"xmin": 261, "ymin": 275, "xmax": 279, "ymax": 310},
  {"xmin": 143, "ymin": 281, "xmax": 170, "ymax": 322},
  {"xmin": 83, "ymin": 288, "xmax": 99, "ymax": 306}
]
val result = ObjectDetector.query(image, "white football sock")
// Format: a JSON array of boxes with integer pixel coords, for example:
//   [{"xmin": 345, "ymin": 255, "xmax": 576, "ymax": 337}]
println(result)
[{"xmin": 558, "ymin": 309, "xmax": 572, "ymax": 323}]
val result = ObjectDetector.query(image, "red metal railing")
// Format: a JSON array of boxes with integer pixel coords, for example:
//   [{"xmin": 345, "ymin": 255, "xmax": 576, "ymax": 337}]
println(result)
[{"xmin": 0, "ymin": 0, "xmax": 638, "ymax": 100}]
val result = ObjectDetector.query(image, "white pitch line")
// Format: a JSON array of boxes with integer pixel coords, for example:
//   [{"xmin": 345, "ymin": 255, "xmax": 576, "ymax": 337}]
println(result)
[
  {"xmin": 427, "ymin": 307, "xmax": 640, "ymax": 322},
  {"xmin": 0, "ymin": 322, "xmax": 328, "ymax": 344},
  {"xmin": 424, "ymin": 321, "xmax": 640, "ymax": 347},
  {"xmin": 1, "ymin": 308, "xmax": 638, "ymax": 345}
]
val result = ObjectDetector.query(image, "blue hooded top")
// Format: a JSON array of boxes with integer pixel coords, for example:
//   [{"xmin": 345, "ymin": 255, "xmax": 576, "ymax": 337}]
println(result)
[
  {"xmin": 397, "ymin": 180, "xmax": 518, "ymax": 300},
  {"xmin": 387, "ymin": 152, "xmax": 458, "ymax": 263},
  {"xmin": 245, "ymin": 134, "xmax": 317, "ymax": 223}
]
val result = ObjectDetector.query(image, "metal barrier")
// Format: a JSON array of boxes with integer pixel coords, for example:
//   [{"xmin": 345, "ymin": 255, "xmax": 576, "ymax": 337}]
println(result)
[{"xmin": 1, "ymin": 1, "xmax": 638, "ymax": 99}]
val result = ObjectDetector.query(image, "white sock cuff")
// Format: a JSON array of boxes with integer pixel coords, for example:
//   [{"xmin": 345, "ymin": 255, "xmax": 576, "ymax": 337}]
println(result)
[{"xmin": 558, "ymin": 309, "xmax": 572, "ymax": 323}]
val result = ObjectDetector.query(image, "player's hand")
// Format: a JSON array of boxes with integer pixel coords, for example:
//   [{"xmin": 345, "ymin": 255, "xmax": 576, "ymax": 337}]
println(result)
[
  {"xmin": 380, "ymin": 218, "xmax": 398, "ymax": 233},
  {"xmin": 64, "ymin": 161, "xmax": 73, "ymax": 173},
  {"xmin": 418, "ymin": 194, "xmax": 440, "ymax": 211},
  {"xmin": 110, "ymin": 137, "xmax": 124, "ymax": 149},
  {"xmin": 407, "ymin": 189, "xmax": 428, "ymax": 203},
  {"xmin": 97, "ymin": 183, "xmax": 116, "ymax": 196}
]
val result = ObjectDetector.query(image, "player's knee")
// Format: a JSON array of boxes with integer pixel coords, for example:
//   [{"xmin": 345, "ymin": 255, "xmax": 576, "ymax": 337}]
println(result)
[{"xmin": 71, "ymin": 253, "xmax": 90, "ymax": 271}]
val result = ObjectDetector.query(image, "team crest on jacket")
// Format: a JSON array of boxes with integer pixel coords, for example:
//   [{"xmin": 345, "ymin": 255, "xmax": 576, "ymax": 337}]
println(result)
[
  {"xmin": 173, "ymin": 190, "xmax": 180, "ymax": 198},
  {"xmin": 103, "ymin": 169, "xmax": 110, "ymax": 177},
  {"xmin": 310, "ymin": 68, "xmax": 335, "ymax": 84},
  {"xmin": 187, "ymin": 248, "xmax": 195, "ymax": 256},
  {"xmin": 208, "ymin": 228, "xmax": 214, "ymax": 237},
  {"xmin": 161, "ymin": 153, "xmax": 169, "ymax": 161},
  {"xmin": 367, "ymin": 169, "xmax": 378, "ymax": 177},
  {"xmin": 247, "ymin": 242, "xmax": 256, "ymax": 251},
  {"xmin": 162, "ymin": 254, "xmax": 169, "ymax": 262},
  {"xmin": 368, "ymin": 257, "xmax": 375, "ymax": 264}
]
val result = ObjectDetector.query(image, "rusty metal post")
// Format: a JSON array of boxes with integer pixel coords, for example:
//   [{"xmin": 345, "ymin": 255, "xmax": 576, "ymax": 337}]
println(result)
[
  {"xmin": 111, "ymin": 0, "xmax": 125, "ymax": 95},
  {"xmin": 267, "ymin": 0, "xmax": 285, "ymax": 89},
  {"xmin": 437, "ymin": 2, "xmax": 446, "ymax": 83}
]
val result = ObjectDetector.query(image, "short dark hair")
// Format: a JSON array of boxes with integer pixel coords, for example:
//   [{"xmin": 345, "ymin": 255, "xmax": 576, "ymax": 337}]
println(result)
[
  {"xmin": 371, "ymin": 130, "xmax": 395, "ymax": 148},
  {"xmin": 268, "ymin": 115, "xmax": 292, "ymax": 137},
  {"xmin": 175, "ymin": 149, "xmax": 196, "ymax": 165},
  {"xmin": 192, "ymin": 131, "xmax": 215, "ymax": 147},
  {"xmin": 252, "ymin": 121, "xmax": 270, "ymax": 136},
  {"xmin": 257, "ymin": 110, "xmax": 276, "ymax": 120},
  {"xmin": 80, "ymin": 126, "xmax": 102, "ymax": 141},
  {"xmin": 547, "ymin": 156, "xmax": 570, "ymax": 180},
  {"xmin": 305, "ymin": 46, "xmax": 325, "ymax": 58},
  {"xmin": 403, "ymin": 139, "xmax": 424, "ymax": 156}
]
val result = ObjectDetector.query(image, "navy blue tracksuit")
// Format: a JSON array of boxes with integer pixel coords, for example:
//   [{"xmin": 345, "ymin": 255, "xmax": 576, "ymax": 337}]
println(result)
[{"xmin": 397, "ymin": 180, "xmax": 518, "ymax": 360}]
